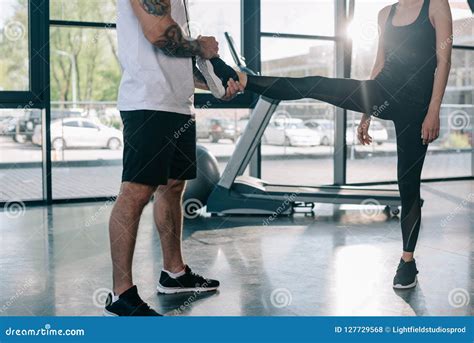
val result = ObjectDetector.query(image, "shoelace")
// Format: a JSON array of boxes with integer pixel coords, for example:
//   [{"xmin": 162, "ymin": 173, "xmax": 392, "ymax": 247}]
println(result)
[{"xmin": 188, "ymin": 270, "xmax": 208, "ymax": 283}]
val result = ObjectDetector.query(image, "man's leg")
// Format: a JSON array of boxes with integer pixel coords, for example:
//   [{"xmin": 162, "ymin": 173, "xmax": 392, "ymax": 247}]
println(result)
[
  {"xmin": 153, "ymin": 179, "xmax": 186, "ymax": 273},
  {"xmin": 109, "ymin": 182, "xmax": 156, "ymax": 295}
]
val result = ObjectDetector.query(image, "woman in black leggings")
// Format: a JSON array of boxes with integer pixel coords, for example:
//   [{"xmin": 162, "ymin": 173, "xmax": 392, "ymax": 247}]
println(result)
[{"xmin": 200, "ymin": 0, "xmax": 453, "ymax": 288}]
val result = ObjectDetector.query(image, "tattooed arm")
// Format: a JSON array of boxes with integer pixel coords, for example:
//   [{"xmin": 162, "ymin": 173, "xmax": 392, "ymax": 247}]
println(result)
[{"xmin": 130, "ymin": 0, "xmax": 219, "ymax": 59}]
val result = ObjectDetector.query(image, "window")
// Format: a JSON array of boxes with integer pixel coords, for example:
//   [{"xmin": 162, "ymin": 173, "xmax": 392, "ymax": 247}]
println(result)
[
  {"xmin": 261, "ymin": 0, "xmax": 335, "ymax": 37},
  {"xmin": 50, "ymin": 0, "xmax": 117, "ymax": 23},
  {"xmin": 187, "ymin": 0, "xmax": 241, "ymax": 65},
  {"xmin": 64, "ymin": 121, "xmax": 80, "ymax": 127},
  {"xmin": 0, "ymin": 108, "xmax": 44, "ymax": 202},
  {"xmin": 50, "ymin": 26, "xmax": 122, "ymax": 199},
  {"xmin": 449, "ymin": 0, "xmax": 473, "ymax": 46},
  {"xmin": 0, "ymin": 0, "xmax": 29, "ymax": 91},
  {"xmin": 82, "ymin": 121, "xmax": 98, "ymax": 129},
  {"xmin": 260, "ymin": 38, "xmax": 336, "ymax": 186}
]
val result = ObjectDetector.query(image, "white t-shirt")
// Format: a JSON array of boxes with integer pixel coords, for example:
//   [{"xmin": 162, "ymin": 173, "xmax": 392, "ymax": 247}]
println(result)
[{"xmin": 117, "ymin": 0, "xmax": 194, "ymax": 115}]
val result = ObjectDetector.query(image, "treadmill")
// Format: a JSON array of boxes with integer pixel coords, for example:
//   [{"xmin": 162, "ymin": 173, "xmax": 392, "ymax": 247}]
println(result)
[{"xmin": 206, "ymin": 33, "xmax": 402, "ymax": 216}]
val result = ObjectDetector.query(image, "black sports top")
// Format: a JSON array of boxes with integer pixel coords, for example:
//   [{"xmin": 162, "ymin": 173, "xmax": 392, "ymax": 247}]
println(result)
[{"xmin": 376, "ymin": 0, "xmax": 437, "ymax": 103}]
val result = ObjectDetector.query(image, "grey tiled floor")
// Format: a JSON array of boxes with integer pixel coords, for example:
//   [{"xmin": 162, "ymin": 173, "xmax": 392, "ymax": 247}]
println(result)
[{"xmin": 0, "ymin": 181, "xmax": 472, "ymax": 316}]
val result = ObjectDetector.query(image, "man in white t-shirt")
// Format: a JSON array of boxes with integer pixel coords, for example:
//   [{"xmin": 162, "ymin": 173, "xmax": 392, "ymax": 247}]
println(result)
[{"xmin": 105, "ymin": 0, "xmax": 242, "ymax": 316}]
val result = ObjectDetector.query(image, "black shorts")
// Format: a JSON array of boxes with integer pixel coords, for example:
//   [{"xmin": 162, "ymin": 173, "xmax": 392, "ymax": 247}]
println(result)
[{"xmin": 120, "ymin": 110, "xmax": 197, "ymax": 186}]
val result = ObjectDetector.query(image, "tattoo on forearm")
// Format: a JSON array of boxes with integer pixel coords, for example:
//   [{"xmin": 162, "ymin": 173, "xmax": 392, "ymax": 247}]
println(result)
[
  {"xmin": 139, "ymin": 0, "xmax": 169, "ymax": 16},
  {"xmin": 155, "ymin": 24, "xmax": 201, "ymax": 57}
]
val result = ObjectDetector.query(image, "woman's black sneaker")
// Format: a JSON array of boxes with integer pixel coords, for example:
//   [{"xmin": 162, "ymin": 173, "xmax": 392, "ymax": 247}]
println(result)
[
  {"xmin": 393, "ymin": 258, "xmax": 419, "ymax": 289},
  {"xmin": 196, "ymin": 57, "xmax": 240, "ymax": 99},
  {"xmin": 103, "ymin": 285, "xmax": 162, "ymax": 316},
  {"xmin": 157, "ymin": 265, "xmax": 220, "ymax": 294}
]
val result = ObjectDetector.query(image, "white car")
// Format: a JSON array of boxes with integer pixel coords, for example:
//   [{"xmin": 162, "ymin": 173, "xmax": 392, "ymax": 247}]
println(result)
[
  {"xmin": 305, "ymin": 119, "xmax": 389, "ymax": 146},
  {"xmin": 32, "ymin": 118, "xmax": 123, "ymax": 150},
  {"xmin": 304, "ymin": 119, "xmax": 334, "ymax": 146},
  {"xmin": 263, "ymin": 118, "xmax": 319, "ymax": 147}
]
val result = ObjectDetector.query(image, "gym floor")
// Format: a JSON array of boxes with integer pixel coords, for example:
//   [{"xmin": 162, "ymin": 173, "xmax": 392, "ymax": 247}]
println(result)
[{"xmin": 1, "ymin": 180, "xmax": 472, "ymax": 316}]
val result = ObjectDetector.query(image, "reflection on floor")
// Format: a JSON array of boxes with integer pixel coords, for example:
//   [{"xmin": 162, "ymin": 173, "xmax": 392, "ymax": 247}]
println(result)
[{"xmin": 1, "ymin": 181, "xmax": 472, "ymax": 316}]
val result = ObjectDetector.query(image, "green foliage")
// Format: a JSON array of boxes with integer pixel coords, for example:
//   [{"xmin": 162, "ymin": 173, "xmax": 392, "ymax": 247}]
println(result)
[
  {"xmin": 0, "ymin": 0, "xmax": 29, "ymax": 91},
  {"xmin": 1, "ymin": 0, "xmax": 120, "ymax": 100}
]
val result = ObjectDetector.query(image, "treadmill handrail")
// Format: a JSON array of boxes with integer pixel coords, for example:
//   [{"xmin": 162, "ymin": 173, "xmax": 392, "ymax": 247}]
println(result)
[{"xmin": 218, "ymin": 97, "xmax": 280, "ymax": 190}]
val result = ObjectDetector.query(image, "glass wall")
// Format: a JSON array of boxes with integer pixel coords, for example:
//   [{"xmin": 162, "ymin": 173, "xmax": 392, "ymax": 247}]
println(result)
[
  {"xmin": 0, "ymin": 0, "xmax": 471, "ymax": 204},
  {"xmin": 50, "ymin": 0, "xmax": 117, "ymax": 23},
  {"xmin": 49, "ymin": 25, "xmax": 122, "ymax": 199},
  {"xmin": 261, "ymin": 0, "xmax": 334, "ymax": 36},
  {"xmin": 0, "ymin": 0, "xmax": 43, "ymax": 202},
  {"xmin": 46, "ymin": 0, "xmax": 243, "ymax": 199},
  {"xmin": 346, "ymin": 0, "xmax": 397, "ymax": 183},
  {"xmin": 260, "ymin": 38, "xmax": 336, "ymax": 185},
  {"xmin": 0, "ymin": 0, "xmax": 29, "ymax": 91}
]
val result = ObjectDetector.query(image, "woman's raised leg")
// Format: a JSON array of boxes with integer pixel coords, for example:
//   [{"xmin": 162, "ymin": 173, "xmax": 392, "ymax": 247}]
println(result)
[{"xmin": 243, "ymin": 74, "xmax": 389, "ymax": 115}]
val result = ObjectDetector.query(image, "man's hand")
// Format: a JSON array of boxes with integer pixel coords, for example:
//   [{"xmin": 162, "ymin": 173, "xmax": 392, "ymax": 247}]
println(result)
[
  {"xmin": 357, "ymin": 114, "xmax": 373, "ymax": 145},
  {"xmin": 421, "ymin": 108, "xmax": 440, "ymax": 145},
  {"xmin": 221, "ymin": 79, "xmax": 244, "ymax": 101},
  {"xmin": 197, "ymin": 36, "xmax": 219, "ymax": 59}
]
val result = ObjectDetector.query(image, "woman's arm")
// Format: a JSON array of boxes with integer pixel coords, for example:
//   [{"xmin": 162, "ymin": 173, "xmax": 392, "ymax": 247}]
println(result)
[
  {"xmin": 369, "ymin": 6, "xmax": 390, "ymax": 79},
  {"xmin": 358, "ymin": 5, "xmax": 391, "ymax": 145},
  {"xmin": 422, "ymin": 0, "xmax": 453, "ymax": 145}
]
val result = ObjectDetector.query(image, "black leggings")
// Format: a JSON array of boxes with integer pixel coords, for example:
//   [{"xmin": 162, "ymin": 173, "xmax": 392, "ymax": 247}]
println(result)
[{"xmin": 247, "ymin": 75, "xmax": 429, "ymax": 252}]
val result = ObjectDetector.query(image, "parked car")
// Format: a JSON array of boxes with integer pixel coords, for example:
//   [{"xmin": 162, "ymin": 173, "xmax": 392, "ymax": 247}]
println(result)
[
  {"xmin": 3, "ymin": 118, "xmax": 19, "ymax": 136},
  {"xmin": 0, "ymin": 116, "xmax": 14, "ymax": 135},
  {"xmin": 8, "ymin": 109, "xmax": 84, "ymax": 143},
  {"xmin": 263, "ymin": 117, "xmax": 319, "ymax": 146},
  {"xmin": 197, "ymin": 118, "xmax": 240, "ymax": 143},
  {"xmin": 305, "ymin": 119, "xmax": 389, "ymax": 145},
  {"xmin": 32, "ymin": 118, "xmax": 123, "ymax": 150},
  {"xmin": 303, "ymin": 119, "xmax": 334, "ymax": 145}
]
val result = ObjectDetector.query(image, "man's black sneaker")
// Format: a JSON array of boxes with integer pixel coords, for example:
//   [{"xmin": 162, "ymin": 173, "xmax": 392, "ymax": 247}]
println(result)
[
  {"xmin": 196, "ymin": 57, "xmax": 240, "ymax": 99},
  {"xmin": 393, "ymin": 258, "xmax": 419, "ymax": 289},
  {"xmin": 157, "ymin": 265, "xmax": 220, "ymax": 294},
  {"xmin": 103, "ymin": 285, "xmax": 162, "ymax": 316}
]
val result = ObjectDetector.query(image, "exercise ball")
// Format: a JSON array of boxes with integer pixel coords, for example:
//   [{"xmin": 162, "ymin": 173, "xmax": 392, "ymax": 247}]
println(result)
[{"xmin": 182, "ymin": 145, "xmax": 220, "ymax": 218}]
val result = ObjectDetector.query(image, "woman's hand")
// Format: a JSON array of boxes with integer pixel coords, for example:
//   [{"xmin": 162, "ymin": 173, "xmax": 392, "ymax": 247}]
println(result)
[
  {"xmin": 357, "ymin": 114, "xmax": 373, "ymax": 145},
  {"xmin": 421, "ymin": 108, "xmax": 440, "ymax": 145},
  {"xmin": 221, "ymin": 79, "xmax": 244, "ymax": 101}
]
